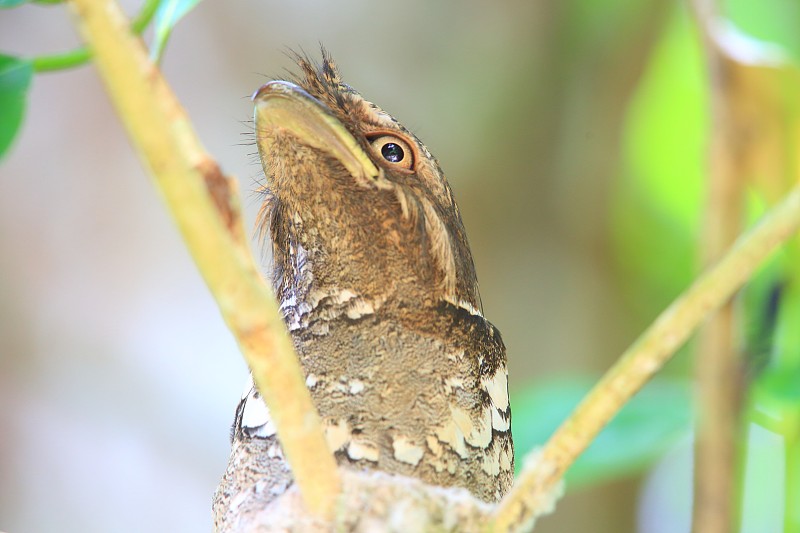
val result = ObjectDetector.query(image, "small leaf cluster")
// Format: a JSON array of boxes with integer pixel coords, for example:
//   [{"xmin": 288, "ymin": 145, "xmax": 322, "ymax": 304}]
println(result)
[{"xmin": 0, "ymin": 0, "xmax": 202, "ymax": 160}]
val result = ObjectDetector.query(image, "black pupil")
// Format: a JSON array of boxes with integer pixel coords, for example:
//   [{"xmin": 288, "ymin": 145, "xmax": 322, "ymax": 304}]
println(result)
[{"xmin": 381, "ymin": 142, "xmax": 404, "ymax": 163}]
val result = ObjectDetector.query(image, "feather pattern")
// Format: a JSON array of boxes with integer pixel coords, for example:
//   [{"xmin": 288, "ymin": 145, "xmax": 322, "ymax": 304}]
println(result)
[{"xmin": 214, "ymin": 50, "xmax": 512, "ymax": 531}]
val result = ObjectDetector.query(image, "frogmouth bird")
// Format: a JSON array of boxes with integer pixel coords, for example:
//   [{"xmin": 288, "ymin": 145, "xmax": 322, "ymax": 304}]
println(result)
[{"xmin": 213, "ymin": 52, "xmax": 513, "ymax": 528}]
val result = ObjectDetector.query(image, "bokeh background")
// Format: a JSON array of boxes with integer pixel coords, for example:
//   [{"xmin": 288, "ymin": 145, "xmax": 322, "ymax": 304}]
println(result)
[{"xmin": 1, "ymin": 0, "xmax": 796, "ymax": 531}]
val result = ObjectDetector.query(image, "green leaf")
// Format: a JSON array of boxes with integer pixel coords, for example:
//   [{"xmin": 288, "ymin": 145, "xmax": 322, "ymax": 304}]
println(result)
[
  {"xmin": 0, "ymin": 0, "xmax": 28, "ymax": 7},
  {"xmin": 740, "ymin": 246, "xmax": 785, "ymax": 368},
  {"xmin": 150, "ymin": 0, "xmax": 202, "ymax": 62},
  {"xmin": 753, "ymin": 365, "xmax": 800, "ymax": 414},
  {"xmin": 752, "ymin": 364, "xmax": 800, "ymax": 435},
  {"xmin": 0, "ymin": 55, "xmax": 33, "ymax": 160},
  {"xmin": 756, "ymin": 365, "xmax": 800, "ymax": 404},
  {"xmin": 612, "ymin": 10, "xmax": 707, "ymax": 312},
  {"xmin": 725, "ymin": 0, "xmax": 800, "ymax": 62},
  {"xmin": 512, "ymin": 377, "xmax": 691, "ymax": 489},
  {"xmin": 773, "ymin": 273, "xmax": 800, "ymax": 367}
]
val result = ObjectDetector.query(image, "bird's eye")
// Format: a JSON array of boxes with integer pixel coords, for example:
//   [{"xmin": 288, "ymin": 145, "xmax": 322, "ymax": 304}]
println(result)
[{"xmin": 368, "ymin": 134, "xmax": 414, "ymax": 170}]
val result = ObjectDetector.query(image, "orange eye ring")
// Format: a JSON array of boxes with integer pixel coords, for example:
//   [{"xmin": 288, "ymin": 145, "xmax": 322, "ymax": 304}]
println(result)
[{"xmin": 368, "ymin": 134, "xmax": 415, "ymax": 171}]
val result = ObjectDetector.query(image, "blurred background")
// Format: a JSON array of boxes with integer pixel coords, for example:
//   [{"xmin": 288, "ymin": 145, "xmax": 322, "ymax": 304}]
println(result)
[{"xmin": 1, "ymin": 0, "xmax": 797, "ymax": 531}]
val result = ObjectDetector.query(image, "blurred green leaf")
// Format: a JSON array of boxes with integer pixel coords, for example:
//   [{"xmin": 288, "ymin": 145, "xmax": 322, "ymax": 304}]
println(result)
[
  {"xmin": 0, "ymin": 54, "xmax": 33, "ymax": 160},
  {"xmin": 749, "ymin": 265, "xmax": 800, "ymax": 439},
  {"xmin": 613, "ymin": 10, "xmax": 707, "ymax": 312},
  {"xmin": 568, "ymin": 0, "xmax": 661, "ymax": 53},
  {"xmin": 512, "ymin": 377, "xmax": 691, "ymax": 489},
  {"xmin": 151, "ymin": 0, "xmax": 202, "ymax": 62},
  {"xmin": 752, "ymin": 364, "xmax": 800, "ymax": 437},
  {"xmin": 740, "ymin": 244, "xmax": 785, "ymax": 372},
  {"xmin": 756, "ymin": 365, "xmax": 800, "ymax": 404},
  {"xmin": 773, "ymin": 269, "xmax": 800, "ymax": 367},
  {"xmin": 725, "ymin": 0, "xmax": 800, "ymax": 62},
  {"xmin": 0, "ymin": 0, "xmax": 28, "ymax": 6}
]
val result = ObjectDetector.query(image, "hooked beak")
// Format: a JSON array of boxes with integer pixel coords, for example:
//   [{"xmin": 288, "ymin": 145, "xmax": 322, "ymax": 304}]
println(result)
[{"xmin": 253, "ymin": 81, "xmax": 380, "ymax": 186}]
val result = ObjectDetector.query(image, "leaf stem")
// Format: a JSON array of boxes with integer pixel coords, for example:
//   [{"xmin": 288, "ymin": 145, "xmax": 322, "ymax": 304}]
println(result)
[
  {"xmin": 31, "ymin": 48, "xmax": 89, "ymax": 73},
  {"xmin": 130, "ymin": 0, "xmax": 160, "ymax": 33},
  {"xmin": 32, "ymin": 0, "xmax": 159, "ymax": 72}
]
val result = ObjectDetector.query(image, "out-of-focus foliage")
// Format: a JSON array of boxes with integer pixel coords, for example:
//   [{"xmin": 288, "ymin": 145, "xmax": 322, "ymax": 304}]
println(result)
[
  {"xmin": 751, "ymin": 246, "xmax": 800, "ymax": 458},
  {"xmin": 726, "ymin": 0, "xmax": 800, "ymax": 62},
  {"xmin": 614, "ymin": 10, "xmax": 706, "ymax": 312},
  {"xmin": 513, "ymin": 378, "xmax": 691, "ymax": 489},
  {"xmin": 609, "ymin": 1, "xmax": 800, "ymax": 529},
  {"xmin": 717, "ymin": 10, "xmax": 800, "ymax": 530},
  {"xmin": 0, "ymin": 0, "xmax": 203, "ymax": 155},
  {"xmin": 0, "ymin": 54, "xmax": 31, "ymax": 160},
  {"xmin": 3, "ymin": 0, "xmax": 800, "ymax": 531},
  {"xmin": 151, "ymin": 0, "xmax": 202, "ymax": 62}
]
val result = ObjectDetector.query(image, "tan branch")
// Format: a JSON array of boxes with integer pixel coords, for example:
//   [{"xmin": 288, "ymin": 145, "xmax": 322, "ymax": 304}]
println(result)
[
  {"xmin": 692, "ymin": 6, "xmax": 745, "ymax": 533},
  {"xmin": 67, "ymin": 0, "xmax": 340, "ymax": 519},
  {"xmin": 689, "ymin": 3, "xmax": 798, "ymax": 530},
  {"xmin": 491, "ymin": 185, "xmax": 800, "ymax": 533},
  {"xmin": 64, "ymin": 1, "xmax": 800, "ymax": 530}
]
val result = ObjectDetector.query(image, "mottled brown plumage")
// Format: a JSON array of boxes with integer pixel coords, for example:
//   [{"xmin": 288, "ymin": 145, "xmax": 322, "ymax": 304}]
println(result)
[{"xmin": 213, "ymin": 52, "xmax": 512, "ymax": 530}]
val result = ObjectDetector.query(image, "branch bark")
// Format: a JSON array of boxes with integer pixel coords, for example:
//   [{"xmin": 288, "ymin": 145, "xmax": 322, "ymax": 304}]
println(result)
[
  {"xmin": 67, "ymin": 0, "xmax": 341, "ymax": 519},
  {"xmin": 692, "ymin": 11, "xmax": 748, "ymax": 533},
  {"xmin": 692, "ymin": 5, "xmax": 746, "ymax": 533}
]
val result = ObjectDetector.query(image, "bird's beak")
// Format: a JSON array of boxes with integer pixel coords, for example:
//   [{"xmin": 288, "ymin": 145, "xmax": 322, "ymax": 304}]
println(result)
[{"xmin": 253, "ymin": 81, "xmax": 380, "ymax": 186}]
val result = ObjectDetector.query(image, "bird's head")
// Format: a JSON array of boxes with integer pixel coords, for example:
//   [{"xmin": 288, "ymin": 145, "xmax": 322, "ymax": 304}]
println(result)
[{"xmin": 254, "ymin": 51, "xmax": 481, "ymax": 327}]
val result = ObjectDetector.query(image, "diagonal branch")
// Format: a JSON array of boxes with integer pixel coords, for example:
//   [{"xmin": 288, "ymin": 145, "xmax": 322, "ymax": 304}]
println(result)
[
  {"xmin": 67, "ymin": 0, "xmax": 340, "ymax": 519},
  {"xmin": 62, "ymin": 1, "xmax": 800, "ymax": 530},
  {"xmin": 491, "ymin": 185, "xmax": 800, "ymax": 533}
]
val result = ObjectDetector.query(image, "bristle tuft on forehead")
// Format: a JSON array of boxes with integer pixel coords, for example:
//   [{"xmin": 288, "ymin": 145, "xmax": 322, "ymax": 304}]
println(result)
[
  {"xmin": 320, "ymin": 47, "xmax": 342, "ymax": 85},
  {"xmin": 285, "ymin": 47, "xmax": 354, "ymax": 114}
]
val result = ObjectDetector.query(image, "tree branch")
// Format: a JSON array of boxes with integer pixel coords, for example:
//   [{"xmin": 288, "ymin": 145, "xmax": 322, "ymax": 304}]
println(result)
[
  {"xmin": 689, "ymin": 3, "xmax": 799, "ymax": 530},
  {"xmin": 691, "ymin": 4, "xmax": 745, "ymax": 531},
  {"xmin": 67, "ymin": 0, "xmax": 340, "ymax": 519},
  {"xmin": 491, "ymin": 185, "xmax": 800, "ymax": 532},
  {"xmin": 63, "ymin": 1, "xmax": 800, "ymax": 530}
]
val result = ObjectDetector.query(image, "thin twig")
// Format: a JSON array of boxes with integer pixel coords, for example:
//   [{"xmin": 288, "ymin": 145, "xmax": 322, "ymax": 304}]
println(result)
[
  {"xmin": 490, "ymin": 185, "xmax": 800, "ymax": 532},
  {"xmin": 67, "ymin": 0, "xmax": 340, "ymax": 519}
]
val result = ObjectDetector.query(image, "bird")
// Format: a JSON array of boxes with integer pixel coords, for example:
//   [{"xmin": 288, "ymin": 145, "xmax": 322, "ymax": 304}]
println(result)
[{"xmin": 213, "ymin": 50, "xmax": 513, "ymax": 530}]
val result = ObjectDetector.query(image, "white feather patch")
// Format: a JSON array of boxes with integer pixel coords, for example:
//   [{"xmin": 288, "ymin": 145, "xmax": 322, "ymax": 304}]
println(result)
[
  {"xmin": 392, "ymin": 436, "xmax": 425, "ymax": 466},
  {"xmin": 481, "ymin": 443, "xmax": 502, "ymax": 476},
  {"xmin": 482, "ymin": 366, "xmax": 511, "ymax": 431},
  {"xmin": 435, "ymin": 403, "xmax": 493, "ymax": 459},
  {"xmin": 347, "ymin": 440, "xmax": 380, "ymax": 462},
  {"xmin": 324, "ymin": 418, "xmax": 351, "ymax": 452},
  {"xmin": 346, "ymin": 298, "xmax": 375, "ymax": 319},
  {"xmin": 241, "ymin": 387, "xmax": 276, "ymax": 438},
  {"xmin": 443, "ymin": 296, "xmax": 484, "ymax": 318}
]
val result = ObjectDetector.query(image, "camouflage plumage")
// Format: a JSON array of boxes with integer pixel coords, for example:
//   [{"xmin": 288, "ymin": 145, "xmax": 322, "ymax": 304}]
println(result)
[{"xmin": 213, "ymin": 52, "xmax": 512, "ymax": 531}]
